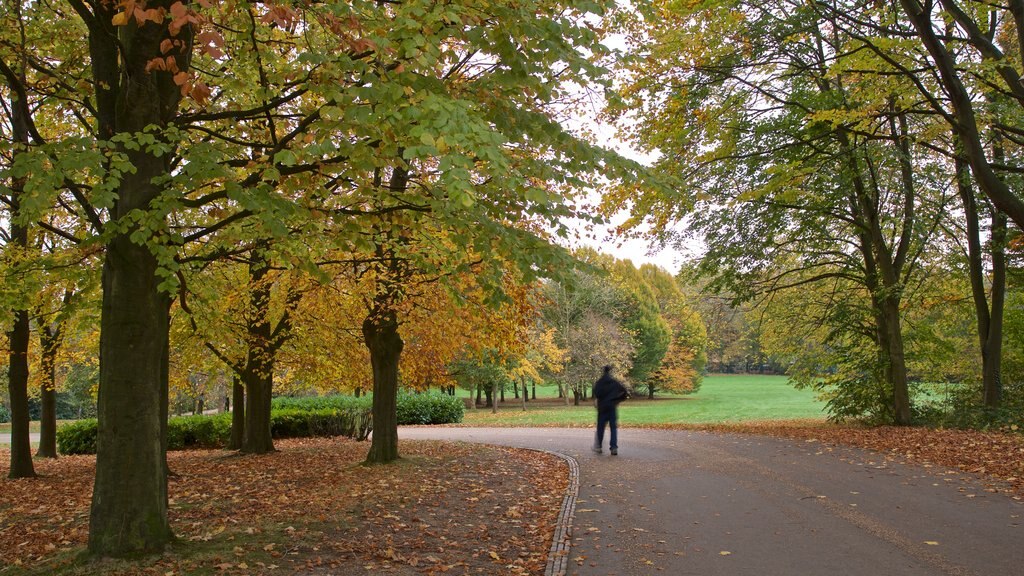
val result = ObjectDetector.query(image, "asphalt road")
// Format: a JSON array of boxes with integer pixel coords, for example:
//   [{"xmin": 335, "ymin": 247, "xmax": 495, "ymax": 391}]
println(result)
[{"xmin": 398, "ymin": 427, "xmax": 1023, "ymax": 576}]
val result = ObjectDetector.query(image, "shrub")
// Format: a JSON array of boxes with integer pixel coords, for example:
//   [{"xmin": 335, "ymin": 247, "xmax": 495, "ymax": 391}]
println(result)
[
  {"xmin": 271, "ymin": 391, "xmax": 462, "ymax": 425},
  {"xmin": 55, "ymin": 408, "xmax": 372, "ymax": 455},
  {"xmin": 168, "ymin": 413, "xmax": 232, "ymax": 450},
  {"xmin": 271, "ymin": 395, "xmax": 370, "ymax": 412},
  {"xmin": 271, "ymin": 408, "xmax": 372, "ymax": 441},
  {"xmin": 395, "ymin": 391, "xmax": 463, "ymax": 425},
  {"xmin": 56, "ymin": 419, "xmax": 99, "ymax": 455},
  {"xmin": 0, "ymin": 403, "xmax": 10, "ymax": 424}
]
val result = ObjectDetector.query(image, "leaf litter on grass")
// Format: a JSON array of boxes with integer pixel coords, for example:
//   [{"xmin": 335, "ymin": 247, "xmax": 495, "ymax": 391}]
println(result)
[{"xmin": 0, "ymin": 437, "xmax": 568, "ymax": 575}]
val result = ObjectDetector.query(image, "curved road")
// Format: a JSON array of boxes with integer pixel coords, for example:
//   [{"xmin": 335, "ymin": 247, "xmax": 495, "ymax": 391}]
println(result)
[{"xmin": 399, "ymin": 427, "xmax": 1022, "ymax": 576}]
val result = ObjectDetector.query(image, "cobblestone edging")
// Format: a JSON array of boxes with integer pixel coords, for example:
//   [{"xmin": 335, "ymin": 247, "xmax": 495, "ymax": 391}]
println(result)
[{"xmin": 540, "ymin": 450, "xmax": 580, "ymax": 576}]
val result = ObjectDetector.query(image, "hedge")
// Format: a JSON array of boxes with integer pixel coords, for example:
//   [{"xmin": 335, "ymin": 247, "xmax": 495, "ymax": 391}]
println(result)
[
  {"xmin": 56, "ymin": 408, "xmax": 372, "ymax": 455},
  {"xmin": 273, "ymin": 392, "xmax": 463, "ymax": 425},
  {"xmin": 395, "ymin": 391, "xmax": 464, "ymax": 425},
  {"xmin": 0, "ymin": 403, "xmax": 10, "ymax": 424}
]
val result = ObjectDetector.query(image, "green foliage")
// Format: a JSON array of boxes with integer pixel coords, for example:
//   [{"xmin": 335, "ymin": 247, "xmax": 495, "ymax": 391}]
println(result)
[
  {"xmin": 167, "ymin": 414, "xmax": 233, "ymax": 450},
  {"xmin": 270, "ymin": 408, "xmax": 373, "ymax": 441},
  {"xmin": 0, "ymin": 403, "xmax": 8, "ymax": 423},
  {"xmin": 55, "ymin": 418, "xmax": 98, "ymax": 455},
  {"xmin": 273, "ymin": 391, "xmax": 465, "ymax": 426},
  {"xmin": 271, "ymin": 395, "xmax": 372, "ymax": 412},
  {"xmin": 395, "ymin": 391, "xmax": 464, "ymax": 425},
  {"xmin": 914, "ymin": 381, "xmax": 1024, "ymax": 430},
  {"xmin": 57, "ymin": 406, "xmax": 375, "ymax": 454}
]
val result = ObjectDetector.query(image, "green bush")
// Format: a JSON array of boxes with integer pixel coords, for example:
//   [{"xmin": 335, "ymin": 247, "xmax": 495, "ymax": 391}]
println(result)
[
  {"xmin": 56, "ymin": 408, "xmax": 372, "ymax": 455},
  {"xmin": 0, "ymin": 403, "xmax": 10, "ymax": 424},
  {"xmin": 396, "ymin": 391, "xmax": 463, "ymax": 425},
  {"xmin": 271, "ymin": 408, "xmax": 372, "ymax": 441},
  {"xmin": 56, "ymin": 419, "xmax": 98, "ymax": 455},
  {"xmin": 271, "ymin": 395, "xmax": 371, "ymax": 412},
  {"xmin": 168, "ymin": 413, "xmax": 232, "ymax": 450},
  {"xmin": 272, "ymin": 391, "xmax": 463, "ymax": 425}
]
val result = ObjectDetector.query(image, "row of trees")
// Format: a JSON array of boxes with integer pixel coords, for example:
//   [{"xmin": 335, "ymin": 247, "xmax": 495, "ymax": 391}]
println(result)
[
  {"xmin": 1, "ymin": 0, "xmax": 662, "ymax": 558},
  {"xmin": 607, "ymin": 0, "xmax": 1024, "ymax": 423}
]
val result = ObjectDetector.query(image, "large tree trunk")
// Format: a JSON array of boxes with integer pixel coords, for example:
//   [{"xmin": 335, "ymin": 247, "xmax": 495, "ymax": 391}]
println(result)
[
  {"xmin": 87, "ymin": 0, "xmax": 190, "ymax": 556},
  {"xmin": 229, "ymin": 377, "xmax": 245, "ymax": 450},
  {"xmin": 90, "ymin": 235, "xmax": 174, "ymax": 555},
  {"xmin": 36, "ymin": 324, "xmax": 62, "ymax": 458},
  {"xmin": 364, "ymin": 310, "xmax": 403, "ymax": 464}
]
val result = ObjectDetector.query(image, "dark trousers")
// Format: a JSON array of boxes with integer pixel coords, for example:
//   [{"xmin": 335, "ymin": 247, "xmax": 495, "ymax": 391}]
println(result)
[{"xmin": 595, "ymin": 406, "xmax": 618, "ymax": 450}]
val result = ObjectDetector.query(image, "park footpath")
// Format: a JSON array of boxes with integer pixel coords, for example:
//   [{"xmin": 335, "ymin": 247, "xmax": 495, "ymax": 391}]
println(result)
[{"xmin": 399, "ymin": 426, "xmax": 1023, "ymax": 576}]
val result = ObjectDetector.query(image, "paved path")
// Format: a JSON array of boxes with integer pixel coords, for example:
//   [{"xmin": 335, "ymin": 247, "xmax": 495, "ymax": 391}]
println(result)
[
  {"xmin": 0, "ymin": 433, "xmax": 39, "ymax": 445},
  {"xmin": 399, "ymin": 427, "xmax": 1023, "ymax": 576}
]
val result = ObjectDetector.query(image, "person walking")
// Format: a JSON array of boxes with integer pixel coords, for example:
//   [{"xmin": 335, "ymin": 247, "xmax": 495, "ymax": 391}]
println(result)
[{"xmin": 592, "ymin": 365, "xmax": 628, "ymax": 455}]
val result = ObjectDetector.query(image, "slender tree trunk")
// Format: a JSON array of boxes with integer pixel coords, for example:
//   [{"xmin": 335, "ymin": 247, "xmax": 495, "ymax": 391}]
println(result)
[
  {"xmin": 7, "ymin": 310, "xmax": 35, "ymax": 478},
  {"xmin": 484, "ymin": 385, "xmax": 493, "ymax": 408},
  {"xmin": 984, "ymin": 212, "xmax": 1006, "ymax": 408},
  {"xmin": 476, "ymin": 384, "xmax": 482, "ymax": 406},
  {"xmin": 499, "ymin": 385, "xmax": 505, "ymax": 403},
  {"xmin": 531, "ymin": 382, "xmax": 536, "ymax": 400},
  {"xmin": 364, "ymin": 309, "xmax": 403, "ymax": 464},
  {"xmin": 521, "ymin": 379, "xmax": 527, "ymax": 412},
  {"xmin": 491, "ymin": 382, "xmax": 498, "ymax": 414},
  {"xmin": 3, "ymin": 5, "xmax": 35, "ymax": 478},
  {"xmin": 958, "ymin": 156, "xmax": 1006, "ymax": 408},
  {"xmin": 36, "ymin": 325, "xmax": 62, "ymax": 458}
]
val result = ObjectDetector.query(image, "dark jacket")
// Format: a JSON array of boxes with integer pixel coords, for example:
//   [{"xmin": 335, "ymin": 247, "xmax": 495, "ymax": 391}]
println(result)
[{"xmin": 593, "ymin": 372, "xmax": 628, "ymax": 411}]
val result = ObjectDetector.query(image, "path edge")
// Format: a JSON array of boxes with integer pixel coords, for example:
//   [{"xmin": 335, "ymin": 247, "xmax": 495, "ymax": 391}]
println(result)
[{"xmin": 533, "ymin": 449, "xmax": 579, "ymax": 576}]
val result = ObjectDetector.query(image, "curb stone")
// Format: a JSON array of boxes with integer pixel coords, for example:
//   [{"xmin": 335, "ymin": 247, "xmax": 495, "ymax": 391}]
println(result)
[{"xmin": 535, "ymin": 449, "xmax": 579, "ymax": 576}]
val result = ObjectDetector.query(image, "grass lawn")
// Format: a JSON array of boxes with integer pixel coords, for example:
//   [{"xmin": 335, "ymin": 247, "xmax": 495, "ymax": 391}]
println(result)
[
  {"xmin": 460, "ymin": 373, "xmax": 828, "ymax": 427},
  {"xmin": 0, "ymin": 421, "xmax": 41, "ymax": 434}
]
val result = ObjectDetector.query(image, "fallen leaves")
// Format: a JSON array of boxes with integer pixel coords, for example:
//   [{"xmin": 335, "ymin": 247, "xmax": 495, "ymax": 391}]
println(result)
[{"xmin": 0, "ymin": 438, "xmax": 568, "ymax": 575}]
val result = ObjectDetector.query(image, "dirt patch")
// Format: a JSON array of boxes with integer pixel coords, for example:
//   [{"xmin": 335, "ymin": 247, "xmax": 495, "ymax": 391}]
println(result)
[{"xmin": 0, "ymin": 438, "xmax": 568, "ymax": 575}]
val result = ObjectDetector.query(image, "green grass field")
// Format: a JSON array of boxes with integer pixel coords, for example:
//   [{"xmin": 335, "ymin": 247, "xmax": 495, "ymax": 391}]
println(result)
[{"xmin": 460, "ymin": 373, "xmax": 828, "ymax": 427}]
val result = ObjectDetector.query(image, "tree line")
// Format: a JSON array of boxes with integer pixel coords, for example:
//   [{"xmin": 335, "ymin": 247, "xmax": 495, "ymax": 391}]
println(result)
[{"xmin": 606, "ymin": 0, "xmax": 1024, "ymax": 425}]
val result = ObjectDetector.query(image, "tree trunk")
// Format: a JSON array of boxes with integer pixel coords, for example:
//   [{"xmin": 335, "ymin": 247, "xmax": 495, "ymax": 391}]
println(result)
[
  {"xmin": 958, "ymin": 156, "xmax": 1006, "ymax": 409},
  {"xmin": 983, "ymin": 211, "xmax": 1006, "ymax": 408},
  {"xmin": 242, "ymin": 368, "xmax": 274, "ymax": 454},
  {"xmin": 7, "ymin": 310, "xmax": 35, "ymax": 478},
  {"xmin": 240, "ymin": 251, "xmax": 276, "ymax": 454},
  {"xmin": 364, "ymin": 309, "xmax": 403, "ymax": 464},
  {"xmin": 484, "ymin": 385, "xmax": 493, "ymax": 408},
  {"xmin": 36, "ymin": 324, "xmax": 61, "ymax": 458},
  {"xmin": 90, "ymin": 235, "xmax": 174, "ymax": 555},
  {"xmin": 572, "ymin": 388, "xmax": 580, "ymax": 407},
  {"xmin": 229, "ymin": 378, "xmax": 245, "ymax": 450},
  {"xmin": 3, "ymin": 4, "xmax": 35, "ymax": 478},
  {"xmin": 88, "ymin": 0, "xmax": 191, "ymax": 554},
  {"xmin": 491, "ymin": 382, "xmax": 498, "ymax": 414},
  {"xmin": 531, "ymin": 382, "xmax": 536, "ymax": 400},
  {"xmin": 520, "ymin": 380, "xmax": 527, "ymax": 412},
  {"xmin": 499, "ymin": 385, "xmax": 505, "ymax": 403},
  {"xmin": 476, "ymin": 383, "xmax": 482, "ymax": 406}
]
